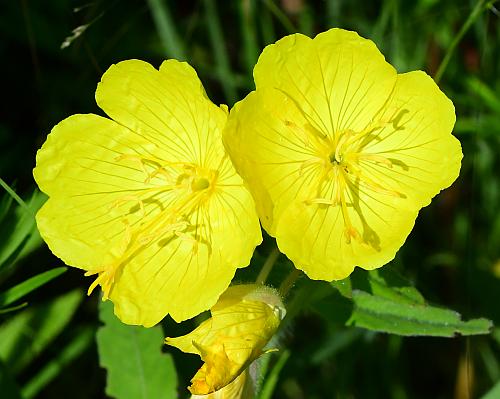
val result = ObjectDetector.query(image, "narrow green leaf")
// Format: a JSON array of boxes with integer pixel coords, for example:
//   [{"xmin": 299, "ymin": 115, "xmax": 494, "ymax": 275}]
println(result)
[
  {"xmin": 22, "ymin": 327, "xmax": 94, "ymax": 399},
  {"xmin": 455, "ymin": 115, "xmax": 500, "ymax": 136},
  {"xmin": 0, "ymin": 190, "xmax": 46, "ymax": 271},
  {"xmin": 259, "ymin": 3, "xmax": 276, "ymax": 45},
  {"xmin": 0, "ymin": 178, "xmax": 32, "ymax": 215},
  {"xmin": 96, "ymin": 300, "xmax": 177, "ymax": 399},
  {"xmin": 281, "ymin": 280, "xmax": 337, "ymax": 331},
  {"xmin": 147, "ymin": 0, "xmax": 186, "ymax": 60},
  {"xmin": 238, "ymin": 0, "xmax": 259, "ymax": 76},
  {"xmin": 349, "ymin": 290, "xmax": 493, "ymax": 337},
  {"xmin": 258, "ymin": 350, "xmax": 290, "ymax": 399},
  {"xmin": 203, "ymin": 0, "xmax": 237, "ymax": 104},
  {"xmin": 311, "ymin": 328, "xmax": 363, "ymax": 364},
  {"xmin": 0, "ymin": 303, "xmax": 27, "ymax": 314},
  {"xmin": 434, "ymin": 0, "xmax": 489, "ymax": 82},
  {"xmin": 261, "ymin": 0, "xmax": 296, "ymax": 34},
  {"xmin": 0, "ymin": 267, "xmax": 66, "ymax": 307},
  {"xmin": 0, "ymin": 194, "xmax": 14, "ymax": 224},
  {"xmin": 0, "ymin": 289, "xmax": 83, "ymax": 374},
  {"xmin": 466, "ymin": 76, "xmax": 500, "ymax": 112}
]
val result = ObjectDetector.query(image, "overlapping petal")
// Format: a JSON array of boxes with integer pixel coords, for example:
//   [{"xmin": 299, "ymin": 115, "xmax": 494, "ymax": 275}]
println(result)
[
  {"xmin": 34, "ymin": 60, "xmax": 262, "ymax": 326},
  {"xmin": 224, "ymin": 28, "xmax": 462, "ymax": 281}
]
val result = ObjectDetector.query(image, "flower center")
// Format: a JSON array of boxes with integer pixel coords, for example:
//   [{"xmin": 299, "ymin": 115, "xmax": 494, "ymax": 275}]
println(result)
[
  {"xmin": 299, "ymin": 121, "xmax": 406, "ymax": 247},
  {"xmin": 329, "ymin": 151, "xmax": 341, "ymax": 165},
  {"xmin": 87, "ymin": 154, "xmax": 218, "ymax": 298},
  {"xmin": 191, "ymin": 176, "xmax": 210, "ymax": 191}
]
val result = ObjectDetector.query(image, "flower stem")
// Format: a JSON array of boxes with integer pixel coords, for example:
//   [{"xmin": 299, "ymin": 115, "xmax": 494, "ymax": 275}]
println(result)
[
  {"xmin": 434, "ymin": 0, "xmax": 491, "ymax": 83},
  {"xmin": 256, "ymin": 246, "xmax": 280, "ymax": 284},
  {"xmin": 279, "ymin": 269, "xmax": 302, "ymax": 297}
]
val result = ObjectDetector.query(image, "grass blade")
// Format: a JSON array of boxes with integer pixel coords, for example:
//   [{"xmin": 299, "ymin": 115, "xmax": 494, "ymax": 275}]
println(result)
[
  {"xmin": 147, "ymin": 0, "xmax": 186, "ymax": 60},
  {"xmin": 258, "ymin": 350, "xmax": 290, "ymax": 399},
  {"xmin": 203, "ymin": 0, "xmax": 237, "ymax": 105},
  {"xmin": 21, "ymin": 328, "xmax": 94, "ymax": 399},
  {"xmin": 0, "ymin": 267, "xmax": 67, "ymax": 307}
]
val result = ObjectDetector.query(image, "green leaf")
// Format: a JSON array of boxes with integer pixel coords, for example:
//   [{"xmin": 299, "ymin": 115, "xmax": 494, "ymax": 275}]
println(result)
[
  {"xmin": 96, "ymin": 300, "xmax": 177, "ymax": 399},
  {"xmin": 0, "ymin": 178, "xmax": 32, "ymax": 215},
  {"xmin": 203, "ymin": 0, "xmax": 237, "ymax": 105},
  {"xmin": 0, "ymin": 189, "xmax": 46, "ymax": 271},
  {"xmin": 0, "ymin": 289, "xmax": 83, "ymax": 374},
  {"xmin": 258, "ymin": 350, "xmax": 290, "ymax": 399},
  {"xmin": 466, "ymin": 76, "xmax": 500, "ymax": 112},
  {"xmin": 0, "ymin": 267, "xmax": 66, "ymax": 307},
  {"xmin": 365, "ymin": 269, "xmax": 425, "ymax": 305},
  {"xmin": 238, "ymin": 0, "xmax": 259, "ymax": 76},
  {"xmin": 348, "ymin": 290, "xmax": 492, "ymax": 337},
  {"xmin": 331, "ymin": 276, "xmax": 352, "ymax": 298},
  {"xmin": 22, "ymin": 327, "xmax": 94, "ymax": 399},
  {"xmin": 146, "ymin": 0, "xmax": 186, "ymax": 60}
]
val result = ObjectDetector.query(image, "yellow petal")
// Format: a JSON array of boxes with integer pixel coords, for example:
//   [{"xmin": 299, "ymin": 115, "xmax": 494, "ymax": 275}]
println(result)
[
  {"xmin": 34, "ymin": 60, "xmax": 261, "ymax": 327},
  {"xmin": 190, "ymin": 369, "xmax": 254, "ymax": 399},
  {"xmin": 166, "ymin": 284, "xmax": 284, "ymax": 394},
  {"xmin": 34, "ymin": 114, "xmax": 150, "ymax": 270},
  {"xmin": 96, "ymin": 59, "xmax": 222, "ymax": 168},
  {"xmin": 359, "ymin": 70, "xmax": 461, "ymax": 207},
  {"xmin": 254, "ymin": 28, "xmax": 397, "ymax": 136}
]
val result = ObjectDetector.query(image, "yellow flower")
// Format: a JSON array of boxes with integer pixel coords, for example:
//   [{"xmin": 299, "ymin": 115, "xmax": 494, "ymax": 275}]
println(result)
[
  {"xmin": 224, "ymin": 28, "xmax": 462, "ymax": 281},
  {"xmin": 33, "ymin": 60, "xmax": 262, "ymax": 327},
  {"xmin": 166, "ymin": 284, "xmax": 285, "ymax": 395},
  {"xmin": 190, "ymin": 371, "xmax": 254, "ymax": 399}
]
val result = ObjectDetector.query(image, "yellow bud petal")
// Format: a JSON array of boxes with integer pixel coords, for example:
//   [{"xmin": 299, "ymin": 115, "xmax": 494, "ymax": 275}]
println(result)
[{"xmin": 166, "ymin": 284, "xmax": 284, "ymax": 394}]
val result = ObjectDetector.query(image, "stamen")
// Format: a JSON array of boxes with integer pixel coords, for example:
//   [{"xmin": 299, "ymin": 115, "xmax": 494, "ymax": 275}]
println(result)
[
  {"xmin": 86, "ymin": 156, "xmax": 218, "ymax": 297},
  {"xmin": 284, "ymin": 119, "xmax": 328, "ymax": 148},
  {"xmin": 85, "ymin": 262, "xmax": 120, "ymax": 299},
  {"xmin": 304, "ymin": 198, "xmax": 335, "ymax": 206},
  {"xmin": 346, "ymin": 163, "xmax": 405, "ymax": 198},
  {"xmin": 337, "ymin": 171, "xmax": 361, "ymax": 244},
  {"xmin": 110, "ymin": 195, "xmax": 146, "ymax": 217},
  {"xmin": 353, "ymin": 153, "xmax": 394, "ymax": 168}
]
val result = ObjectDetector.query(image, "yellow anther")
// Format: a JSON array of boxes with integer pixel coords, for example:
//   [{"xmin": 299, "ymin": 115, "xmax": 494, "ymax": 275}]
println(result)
[
  {"xmin": 110, "ymin": 195, "xmax": 146, "ymax": 217},
  {"xmin": 85, "ymin": 262, "xmax": 120, "ymax": 299},
  {"xmin": 345, "ymin": 163, "xmax": 405, "ymax": 198},
  {"xmin": 355, "ymin": 153, "xmax": 394, "ymax": 168},
  {"xmin": 175, "ymin": 231, "xmax": 200, "ymax": 254},
  {"xmin": 304, "ymin": 198, "xmax": 336, "ymax": 206}
]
